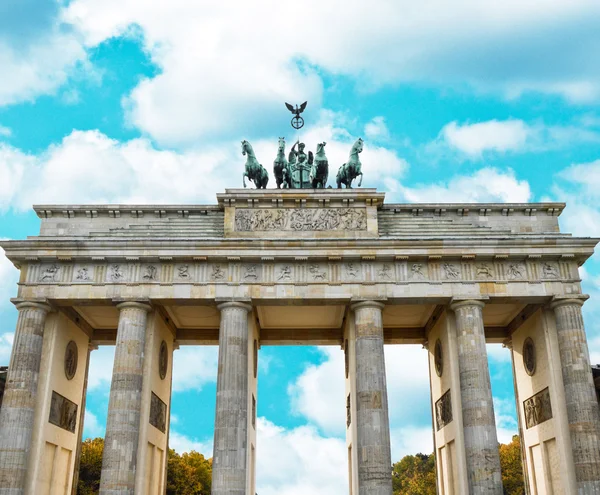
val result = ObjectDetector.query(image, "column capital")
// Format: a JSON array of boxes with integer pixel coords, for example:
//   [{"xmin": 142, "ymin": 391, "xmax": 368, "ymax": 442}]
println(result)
[
  {"xmin": 350, "ymin": 300, "xmax": 385, "ymax": 312},
  {"xmin": 217, "ymin": 301, "xmax": 253, "ymax": 312},
  {"xmin": 549, "ymin": 294, "xmax": 589, "ymax": 310},
  {"xmin": 115, "ymin": 301, "xmax": 152, "ymax": 312},
  {"xmin": 449, "ymin": 298, "xmax": 487, "ymax": 311},
  {"xmin": 13, "ymin": 300, "xmax": 52, "ymax": 313}
]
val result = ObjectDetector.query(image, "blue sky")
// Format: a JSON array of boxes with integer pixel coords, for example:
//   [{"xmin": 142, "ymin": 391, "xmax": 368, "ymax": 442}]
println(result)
[{"xmin": 1, "ymin": 1, "xmax": 600, "ymax": 493}]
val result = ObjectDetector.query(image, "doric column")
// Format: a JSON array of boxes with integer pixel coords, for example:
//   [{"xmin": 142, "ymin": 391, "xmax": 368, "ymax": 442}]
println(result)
[
  {"xmin": 0, "ymin": 301, "xmax": 51, "ymax": 494},
  {"xmin": 449, "ymin": 299, "xmax": 502, "ymax": 494},
  {"xmin": 351, "ymin": 301, "xmax": 392, "ymax": 495},
  {"xmin": 100, "ymin": 302, "xmax": 151, "ymax": 495},
  {"xmin": 212, "ymin": 302, "xmax": 252, "ymax": 495},
  {"xmin": 551, "ymin": 297, "xmax": 600, "ymax": 493}
]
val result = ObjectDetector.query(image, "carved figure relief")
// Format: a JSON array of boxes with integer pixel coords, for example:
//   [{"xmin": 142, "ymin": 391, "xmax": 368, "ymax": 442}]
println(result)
[
  {"xmin": 177, "ymin": 264, "xmax": 191, "ymax": 279},
  {"xmin": 506, "ymin": 262, "xmax": 525, "ymax": 280},
  {"xmin": 442, "ymin": 263, "xmax": 459, "ymax": 279},
  {"xmin": 378, "ymin": 264, "xmax": 392, "ymax": 280},
  {"xmin": 244, "ymin": 264, "xmax": 258, "ymax": 281},
  {"xmin": 346, "ymin": 263, "xmax": 359, "ymax": 278},
  {"xmin": 542, "ymin": 262, "xmax": 559, "ymax": 279},
  {"xmin": 435, "ymin": 389, "xmax": 453, "ymax": 431},
  {"xmin": 149, "ymin": 392, "xmax": 167, "ymax": 433},
  {"xmin": 434, "ymin": 339, "xmax": 443, "ymax": 377},
  {"xmin": 346, "ymin": 394, "xmax": 351, "ymax": 427},
  {"xmin": 523, "ymin": 337, "xmax": 536, "ymax": 376},
  {"xmin": 410, "ymin": 263, "xmax": 425, "ymax": 280},
  {"xmin": 64, "ymin": 341, "xmax": 78, "ymax": 380},
  {"xmin": 235, "ymin": 208, "xmax": 367, "ymax": 232},
  {"xmin": 309, "ymin": 264, "xmax": 327, "ymax": 281},
  {"xmin": 75, "ymin": 267, "xmax": 90, "ymax": 281},
  {"xmin": 110, "ymin": 264, "xmax": 124, "ymax": 282},
  {"xmin": 524, "ymin": 387, "xmax": 552, "ymax": 429},
  {"xmin": 143, "ymin": 265, "xmax": 157, "ymax": 281},
  {"xmin": 476, "ymin": 263, "xmax": 493, "ymax": 279},
  {"xmin": 40, "ymin": 264, "xmax": 60, "ymax": 282},
  {"xmin": 49, "ymin": 391, "xmax": 78, "ymax": 433},
  {"xmin": 211, "ymin": 265, "xmax": 225, "ymax": 280},
  {"xmin": 159, "ymin": 340, "xmax": 168, "ymax": 380},
  {"xmin": 277, "ymin": 265, "xmax": 292, "ymax": 281}
]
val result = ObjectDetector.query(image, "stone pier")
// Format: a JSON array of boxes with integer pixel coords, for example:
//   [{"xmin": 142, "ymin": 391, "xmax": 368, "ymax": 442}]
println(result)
[
  {"xmin": 100, "ymin": 302, "xmax": 151, "ymax": 495},
  {"xmin": 212, "ymin": 302, "xmax": 252, "ymax": 495},
  {"xmin": 551, "ymin": 297, "xmax": 600, "ymax": 493},
  {"xmin": 0, "ymin": 302, "xmax": 51, "ymax": 494},
  {"xmin": 352, "ymin": 301, "xmax": 392, "ymax": 495},
  {"xmin": 450, "ymin": 299, "xmax": 503, "ymax": 494}
]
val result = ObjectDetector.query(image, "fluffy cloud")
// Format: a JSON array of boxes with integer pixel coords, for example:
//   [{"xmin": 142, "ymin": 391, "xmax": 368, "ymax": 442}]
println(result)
[
  {"xmin": 56, "ymin": 0, "xmax": 600, "ymax": 145},
  {"xmin": 435, "ymin": 119, "xmax": 600, "ymax": 158},
  {"xmin": 441, "ymin": 120, "xmax": 531, "ymax": 157},
  {"xmin": 168, "ymin": 430, "xmax": 212, "ymax": 455},
  {"xmin": 256, "ymin": 418, "xmax": 347, "ymax": 495},
  {"xmin": 288, "ymin": 345, "xmax": 432, "ymax": 458},
  {"xmin": 83, "ymin": 409, "xmax": 104, "ymax": 438},
  {"xmin": 392, "ymin": 167, "xmax": 531, "ymax": 203},
  {"xmin": 0, "ymin": 117, "xmax": 408, "ymax": 212},
  {"xmin": 171, "ymin": 347, "xmax": 218, "ymax": 393}
]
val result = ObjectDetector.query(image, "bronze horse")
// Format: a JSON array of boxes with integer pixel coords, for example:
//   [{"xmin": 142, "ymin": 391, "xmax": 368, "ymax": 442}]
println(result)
[
  {"xmin": 273, "ymin": 137, "xmax": 291, "ymax": 189},
  {"xmin": 242, "ymin": 140, "xmax": 269, "ymax": 189}
]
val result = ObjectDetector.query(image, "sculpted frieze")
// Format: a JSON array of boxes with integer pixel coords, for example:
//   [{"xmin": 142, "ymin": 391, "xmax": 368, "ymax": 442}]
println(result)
[
  {"xmin": 25, "ymin": 258, "xmax": 577, "ymax": 287},
  {"xmin": 234, "ymin": 207, "xmax": 367, "ymax": 232}
]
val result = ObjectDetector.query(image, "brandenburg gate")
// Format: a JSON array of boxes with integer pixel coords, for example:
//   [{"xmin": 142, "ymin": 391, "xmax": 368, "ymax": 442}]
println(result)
[{"xmin": 0, "ymin": 188, "xmax": 599, "ymax": 494}]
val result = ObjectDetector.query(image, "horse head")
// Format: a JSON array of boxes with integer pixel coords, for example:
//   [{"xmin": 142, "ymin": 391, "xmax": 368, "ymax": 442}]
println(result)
[
  {"xmin": 241, "ymin": 140, "xmax": 253, "ymax": 157},
  {"xmin": 352, "ymin": 138, "xmax": 364, "ymax": 155},
  {"xmin": 278, "ymin": 137, "xmax": 286, "ymax": 152},
  {"xmin": 316, "ymin": 142, "xmax": 326, "ymax": 155}
]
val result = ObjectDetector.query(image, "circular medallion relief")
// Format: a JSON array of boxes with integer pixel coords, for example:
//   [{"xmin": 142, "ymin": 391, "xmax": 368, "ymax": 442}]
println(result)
[
  {"xmin": 159, "ymin": 341, "xmax": 168, "ymax": 380},
  {"xmin": 434, "ymin": 339, "xmax": 443, "ymax": 377},
  {"xmin": 344, "ymin": 340, "xmax": 349, "ymax": 379},
  {"xmin": 253, "ymin": 340, "xmax": 258, "ymax": 378},
  {"xmin": 523, "ymin": 337, "xmax": 536, "ymax": 376},
  {"xmin": 64, "ymin": 340, "xmax": 78, "ymax": 380}
]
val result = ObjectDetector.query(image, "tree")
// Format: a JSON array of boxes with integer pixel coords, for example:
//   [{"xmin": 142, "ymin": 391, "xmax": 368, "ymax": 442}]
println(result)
[
  {"xmin": 77, "ymin": 440, "xmax": 212, "ymax": 495},
  {"xmin": 392, "ymin": 453, "xmax": 437, "ymax": 495},
  {"xmin": 78, "ymin": 438, "xmax": 104, "ymax": 495},
  {"xmin": 499, "ymin": 435, "xmax": 525, "ymax": 495}
]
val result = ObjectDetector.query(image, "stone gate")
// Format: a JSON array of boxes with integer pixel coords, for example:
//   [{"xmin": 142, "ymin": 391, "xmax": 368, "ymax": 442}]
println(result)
[{"xmin": 0, "ymin": 188, "xmax": 599, "ymax": 494}]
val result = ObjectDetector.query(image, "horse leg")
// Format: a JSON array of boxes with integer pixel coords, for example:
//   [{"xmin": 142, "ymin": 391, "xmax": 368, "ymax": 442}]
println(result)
[
  {"xmin": 357, "ymin": 172, "xmax": 363, "ymax": 187},
  {"xmin": 243, "ymin": 172, "xmax": 247, "ymax": 188}
]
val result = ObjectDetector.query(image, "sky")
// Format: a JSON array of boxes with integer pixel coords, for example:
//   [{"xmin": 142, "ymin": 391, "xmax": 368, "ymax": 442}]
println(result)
[{"xmin": 1, "ymin": 1, "xmax": 600, "ymax": 493}]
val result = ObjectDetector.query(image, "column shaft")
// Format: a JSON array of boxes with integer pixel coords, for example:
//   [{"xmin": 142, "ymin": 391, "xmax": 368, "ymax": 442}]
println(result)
[
  {"xmin": 552, "ymin": 299, "xmax": 600, "ymax": 493},
  {"xmin": 0, "ymin": 302, "xmax": 51, "ymax": 494},
  {"xmin": 352, "ymin": 301, "xmax": 392, "ymax": 495},
  {"xmin": 100, "ymin": 302, "xmax": 151, "ymax": 495},
  {"xmin": 212, "ymin": 302, "xmax": 252, "ymax": 495},
  {"xmin": 450, "ymin": 300, "xmax": 502, "ymax": 494}
]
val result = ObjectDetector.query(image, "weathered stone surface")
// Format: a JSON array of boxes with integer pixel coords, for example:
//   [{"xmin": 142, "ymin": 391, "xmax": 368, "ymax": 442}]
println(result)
[
  {"xmin": 99, "ymin": 302, "xmax": 151, "ymax": 495},
  {"xmin": 551, "ymin": 298, "xmax": 600, "ymax": 492},
  {"xmin": 450, "ymin": 299, "xmax": 503, "ymax": 494},
  {"xmin": 351, "ymin": 301, "xmax": 392, "ymax": 495},
  {"xmin": 212, "ymin": 302, "xmax": 252, "ymax": 495},
  {"xmin": 0, "ymin": 302, "xmax": 50, "ymax": 494}
]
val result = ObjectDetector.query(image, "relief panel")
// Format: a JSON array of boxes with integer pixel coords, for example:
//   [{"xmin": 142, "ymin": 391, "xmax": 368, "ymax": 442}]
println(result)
[
  {"xmin": 149, "ymin": 392, "xmax": 167, "ymax": 433},
  {"xmin": 48, "ymin": 391, "xmax": 78, "ymax": 433},
  {"xmin": 524, "ymin": 387, "xmax": 553, "ymax": 429}
]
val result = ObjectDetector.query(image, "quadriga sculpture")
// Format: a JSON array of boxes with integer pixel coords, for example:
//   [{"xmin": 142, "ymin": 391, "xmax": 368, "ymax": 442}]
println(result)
[
  {"xmin": 273, "ymin": 137, "xmax": 291, "ymax": 189},
  {"xmin": 336, "ymin": 138, "xmax": 364, "ymax": 188},
  {"xmin": 242, "ymin": 140, "xmax": 269, "ymax": 189},
  {"xmin": 309, "ymin": 142, "xmax": 328, "ymax": 188}
]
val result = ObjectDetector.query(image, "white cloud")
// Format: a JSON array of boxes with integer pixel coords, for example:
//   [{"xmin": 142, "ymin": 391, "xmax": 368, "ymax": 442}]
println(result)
[
  {"xmin": 0, "ymin": 34, "xmax": 86, "ymax": 107},
  {"xmin": 364, "ymin": 116, "xmax": 390, "ymax": 142},
  {"xmin": 256, "ymin": 418, "xmax": 347, "ymax": 495},
  {"xmin": 83, "ymin": 409, "xmax": 104, "ymax": 438},
  {"xmin": 390, "ymin": 426, "xmax": 434, "ymax": 459},
  {"xmin": 493, "ymin": 397, "xmax": 518, "ymax": 444},
  {"xmin": 393, "ymin": 167, "xmax": 531, "ymax": 203},
  {"xmin": 0, "ymin": 116, "xmax": 408, "ymax": 211},
  {"xmin": 487, "ymin": 343, "xmax": 512, "ymax": 364},
  {"xmin": 169, "ymin": 430, "xmax": 212, "ymax": 455},
  {"xmin": 87, "ymin": 345, "xmax": 115, "ymax": 391},
  {"xmin": 171, "ymin": 346, "xmax": 218, "ymax": 393},
  {"xmin": 56, "ymin": 0, "xmax": 600, "ymax": 145},
  {"xmin": 0, "ymin": 125, "xmax": 11, "ymax": 138},
  {"xmin": 0, "ymin": 332, "xmax": 14, "ymax": 365},
  {"xmin": 441, "ymin": 120, "xmax": 531, "ymax": 157}
]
